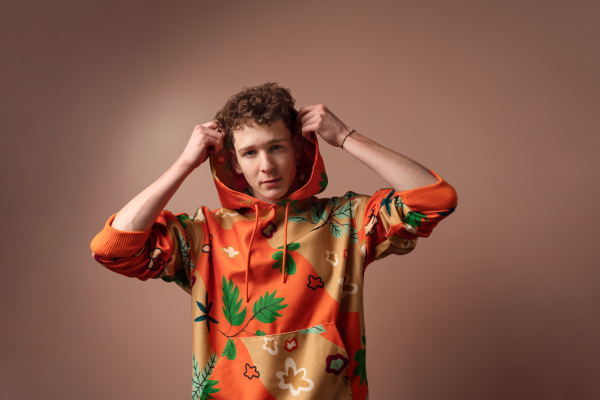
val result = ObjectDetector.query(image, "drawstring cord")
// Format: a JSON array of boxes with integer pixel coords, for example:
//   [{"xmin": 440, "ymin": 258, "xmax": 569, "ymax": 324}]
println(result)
[
  {"xmin": 245, "ymin": 203, "xmax": 260, "ymax": 303},
  {"xmin": 282, "ymin": 202, "xmax": 290, "ymax": 283},
  {"xmin": 245, "ymin": 202, "xmax": 291, "ymax": 302}
]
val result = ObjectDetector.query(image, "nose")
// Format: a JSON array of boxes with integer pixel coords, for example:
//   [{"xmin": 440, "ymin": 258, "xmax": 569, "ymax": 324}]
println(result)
[{"xmin": 259, "ymin": 152, "xmax": 275, "ymax": 173}]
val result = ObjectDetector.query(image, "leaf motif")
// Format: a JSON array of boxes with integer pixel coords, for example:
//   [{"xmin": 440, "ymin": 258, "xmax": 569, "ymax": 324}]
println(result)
[
  {"xmin": 310, "ymin": 201, "xmax": 326, "ymax": 223},
  {"xmin": 256, "ymin": 330, "xmax": 266, "ymax": 336},
  {"xmin": 193, "ymin": 352, "xmax": 217, "ymax": 399},
  {"xmin": 200, "ymin": 380, "xmax": 220, "ymax": 400},
  {"xmin": 271, "ymin": 252, "xmax": 297, "ymax": 275},
  {"xmin": 288, "ymin": 216, "xmax": 308, "ymax": 223},
  {"xmin": 318, "ymin": 172, "xmax": 328, "ymax": 193},
  {"xmin": 329, "ymin": 221, "xmax": 343, "ymax": 238},
  {"xmin": 353, "ymin": 349, "xmax": 368, "ymax": 386},
  {"xmin": 333, "ymin": 201, "xmax": 352, "ymax": 219},
  {"xmin": 222, "ymin": 338, "xmax": 236, "ymax": 361},
  {"xmin": 252, "ymin": 290, "xmax": 288, "ymax": 324},
  {"xmin": 405, "ymin": 211, "xmax": 428, "ymax": 229},
  {"xmin": 277, "ymin": 242, "xmax": 300, "ymax": 251},
  {"xmin": 176, "ymin": 214, "xmax": 189, "ymax": 229},
  {"xmin": 221, "ymin": 276, "xmax": 247, "ymax": 326},
  {"xmin": 191, "ymin": 353, "xmax": 202, "ymax": 400},
  {"xmin": 298, "ymin": 325, "xmax": 326, "ymax": 334}
]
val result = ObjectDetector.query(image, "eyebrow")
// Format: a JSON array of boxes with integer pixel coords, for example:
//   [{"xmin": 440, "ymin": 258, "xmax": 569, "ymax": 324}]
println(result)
[{"xmin": 237, "ymin": 138, "xmax": 287, "ymax": 153}]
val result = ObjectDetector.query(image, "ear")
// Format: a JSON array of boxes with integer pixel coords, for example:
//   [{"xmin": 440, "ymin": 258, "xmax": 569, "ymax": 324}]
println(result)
[{"xmin": 229, "ymin": 148, "xmax": 243, "ymax": 174}]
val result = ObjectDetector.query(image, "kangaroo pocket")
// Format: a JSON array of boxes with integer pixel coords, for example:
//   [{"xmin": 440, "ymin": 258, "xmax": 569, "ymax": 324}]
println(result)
[{"xmin": 209, "ymin": 322, "xmax": 352, "ymax": 399}]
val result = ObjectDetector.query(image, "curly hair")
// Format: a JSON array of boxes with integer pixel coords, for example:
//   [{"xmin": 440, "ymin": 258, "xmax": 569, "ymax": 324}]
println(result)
[{"xmin": 213, "ymin": 82, "xmax": 298, "ymax": 148}]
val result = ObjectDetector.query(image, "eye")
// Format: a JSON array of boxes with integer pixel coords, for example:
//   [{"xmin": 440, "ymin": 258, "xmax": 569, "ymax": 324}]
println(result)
[
  {"xmin": 271, "ymin": 145, "xmax": 284, "ymax": 151},
  {"xmin": 243, "ymin": 150, "xmax": 256, "ymax": 157}
]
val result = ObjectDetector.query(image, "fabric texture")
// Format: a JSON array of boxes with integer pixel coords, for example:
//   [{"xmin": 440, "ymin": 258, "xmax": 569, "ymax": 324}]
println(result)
[{"xmin": 91, "ymin": 133, "xmax": 458, "ymax": 400}]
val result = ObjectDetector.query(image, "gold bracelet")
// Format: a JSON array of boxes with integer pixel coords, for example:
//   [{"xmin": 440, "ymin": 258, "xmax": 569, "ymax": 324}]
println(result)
[{"xmin": 340, "ymin": 129, "xmax": 355, "ymax": 149}]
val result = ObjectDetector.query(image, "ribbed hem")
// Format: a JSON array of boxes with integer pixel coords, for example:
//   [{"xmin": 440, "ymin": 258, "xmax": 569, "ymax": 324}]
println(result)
[
  {"xmin": 396, "ymin": 170, "xmax": 458, "ymax": 211},
  {"xmin": 90, "ymin": 214, "xmax": 151, "ymax": 258}
]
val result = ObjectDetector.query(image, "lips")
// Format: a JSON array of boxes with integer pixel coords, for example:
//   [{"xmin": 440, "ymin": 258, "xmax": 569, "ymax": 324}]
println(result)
[
  {"xmin": 263, "ymin": 178, "xmax": 280, "ymax": 183},
  {"xmin": 262, "ymin": 178, "xmax": 281, "ymax": 186}
]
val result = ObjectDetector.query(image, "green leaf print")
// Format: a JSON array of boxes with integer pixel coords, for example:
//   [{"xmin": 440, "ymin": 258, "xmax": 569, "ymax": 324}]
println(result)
[
  {"xmin": 252, "ymin": 290, "xmax": 288, "ymax": 324},
  {"xmin": 192, "ymin": 353, "xmax": 217, "ymax": 400},
  {"xmin": 221, "ymin": 276, "xmax": 247, "ymax": 327},
  {"xmin": 310, "ymin": 201, "xmax": 326, "ymax": 223},
  {"xmin": 200, "ymin": 380, "xmax": 220, "ymax": 400},
  {"xmin": 329, "ymin": 221, "xmax": 343, "ymax": 238},
  {"xmin": 288, "ymin": 216, "xmax": 308, "ymax": 223},
  {"xmin": 298, "ymin": 325, "xmax": 326, "ymax": 334},
  {"xmin": 354, "ymin": 349, "xmax": 368, "ymax": 386},
  {"xmin": 278, "ymin": 242, "xmax": 300, "ymax": 251},
  {"xmin": 405, "ymin": 210, "xmax": 428, "ymax": 229},
  {"xmin": 318, "ymin": 172, "xmax": 328, "ymax": 193},
  {"xmin": 177, "ymin": 214, "xmax": 190, "ymax": 229},
  {"xmin": 272, "ymin": 252, "xmax": 296, "ymax": 275},
  {"xmin": 222, "ymin": 338, "xmax": 236, "ymax": 360},
  {"xmin": 333, "ymin": 201, "xmax": 352, "ymax": 219},
  {"xmin": 256, "ymin": 330, "xmax": 266, "ymax": 336}
]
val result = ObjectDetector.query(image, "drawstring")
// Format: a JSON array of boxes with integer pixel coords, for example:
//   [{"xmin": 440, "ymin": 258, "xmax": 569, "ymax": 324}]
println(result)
[
  {"xmin": 282, "ymin": 202, "xmax": 290, "ymax": 283},
  {"xmin": 245, "ymin": 202, "xmax": 291, "ymax": 302},
  {"xmin": 246, "ymin": 203, "xmax": 260, "ymax": 303}
]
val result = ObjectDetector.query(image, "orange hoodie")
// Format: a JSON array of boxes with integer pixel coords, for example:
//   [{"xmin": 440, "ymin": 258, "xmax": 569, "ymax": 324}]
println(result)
[{"xmin": 90, "ymin": 133, "xmax": 457, "ymax": 400}]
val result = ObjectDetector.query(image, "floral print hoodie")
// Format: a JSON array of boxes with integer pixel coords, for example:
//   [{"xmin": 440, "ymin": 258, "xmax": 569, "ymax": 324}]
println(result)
[{"xmin": 90, "ymin": 133, "xmax": 458, "ymax": 400}]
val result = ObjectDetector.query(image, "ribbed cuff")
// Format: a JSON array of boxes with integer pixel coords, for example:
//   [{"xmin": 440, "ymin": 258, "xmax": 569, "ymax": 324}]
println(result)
[
  {"xmin": 90, "ymin": 214, "xmax": 152, "ymax": 258},
  {"xmin": 396, "ymin": 170, "xmax": 458, "ymax": 211}
]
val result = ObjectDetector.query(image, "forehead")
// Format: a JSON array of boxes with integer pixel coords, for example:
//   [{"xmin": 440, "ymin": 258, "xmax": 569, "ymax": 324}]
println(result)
[{"xmin": 232, "ymin": 119, "xmax": 292, "ymax": 149}]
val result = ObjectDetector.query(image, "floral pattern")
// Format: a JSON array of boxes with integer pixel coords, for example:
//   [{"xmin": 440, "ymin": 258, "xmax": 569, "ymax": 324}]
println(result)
[{"xmin": 276, "ymin": 358, "xmax": 315, "ymax": 396}]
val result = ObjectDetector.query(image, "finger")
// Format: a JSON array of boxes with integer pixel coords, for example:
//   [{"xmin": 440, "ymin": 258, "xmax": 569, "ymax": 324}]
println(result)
[{"xmin": 296, "ymin": 105, "xmax": 317, "ymax": 121}]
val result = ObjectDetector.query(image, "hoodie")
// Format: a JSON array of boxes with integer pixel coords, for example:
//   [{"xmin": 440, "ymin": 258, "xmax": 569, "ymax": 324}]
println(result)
[{"xmin": 90, "ymin": 132, "xmax": 458, "ymax": 400}]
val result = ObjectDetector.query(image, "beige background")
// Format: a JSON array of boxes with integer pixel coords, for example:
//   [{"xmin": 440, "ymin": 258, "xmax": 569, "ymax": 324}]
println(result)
[{"xmin": 1, "ymin": 0, "xmax": 599, "ymax": 399}]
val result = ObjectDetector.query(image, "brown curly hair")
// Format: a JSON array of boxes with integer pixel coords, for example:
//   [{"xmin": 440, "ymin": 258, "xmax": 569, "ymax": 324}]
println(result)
[{"xmin": 213, "ymin": 82, "xmax": 298, "ymax": 149}]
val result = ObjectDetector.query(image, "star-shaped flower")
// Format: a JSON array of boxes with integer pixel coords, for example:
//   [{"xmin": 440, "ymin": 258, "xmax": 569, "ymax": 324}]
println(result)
[
  {"xmin": 194, "ymin": 292, "xmax": 219, "ymax": 333},
  {"xmin": 307, "ymin": 275, "xmax": 324, "ymax": 290},
  {"xmin": 244, "ymin": 363, "xmax": 260, "ymax": 380}
]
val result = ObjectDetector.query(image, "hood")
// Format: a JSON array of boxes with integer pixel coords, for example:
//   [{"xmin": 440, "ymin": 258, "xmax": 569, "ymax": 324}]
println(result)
[
  {"xmin": 208, "ymin": 131, "xmax": 328, "ymax": 302},
  {"xmin": 209, "ymin": 132, "xmax": 328, "ymax": 211}
]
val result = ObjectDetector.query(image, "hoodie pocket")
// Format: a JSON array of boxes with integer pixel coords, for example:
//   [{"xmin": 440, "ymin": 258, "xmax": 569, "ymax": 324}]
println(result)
[{"xmin": 237, "ymin": 322, "xmax": 352, "ymax": 399}]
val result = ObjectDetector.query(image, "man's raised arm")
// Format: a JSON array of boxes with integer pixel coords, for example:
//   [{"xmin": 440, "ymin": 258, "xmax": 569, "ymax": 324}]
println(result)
[
  {"xmin": 110, "ymin": 121, "xmax": 224, "ymax": 232},
  {"xmin": 296, "ymin": 104, "xmax": 439, "ymax": 192}
]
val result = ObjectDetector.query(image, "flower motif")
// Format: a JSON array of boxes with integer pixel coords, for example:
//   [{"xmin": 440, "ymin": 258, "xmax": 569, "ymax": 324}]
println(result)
[
  {"xmin": 307, "ymin": 275, "xmax": 324, "ymax": 290},
  {"xmin": 284, "ymin": 338, "xmax": 298, "ymax": 352},
  {"xmin": 221, "ymin": 246, "xmax": 239, "ymax": 258},
  {"xmin": 217, "ymin": 154, "xmax": 226, "ymax": 164},
  {"xmin": 343, "ymin": 249, "xmax": 348, "ymax": 259},
  {"xmin": 262, "ymin": 337, "xmax": 278, "ymax": 355},
  {"xmin": 244, "ymin": 363, "xmax": 260, "ymax": 379},
  {"xmin": 325, "ymin": 354, "xmax": 349, "ymax": 375},
  {"xmin": 193, "ymin": 207, "xmax": 206, "ymax": 222},
  {"xmin": 262, "ymin": 221, "xmax": 278, "ymax": 238},
  {"xmin": 276, "ymin": 357, "xmax": 314, "ymax": 396},
  {"xmin": 325, "ymin": 250, "xmax": 339, "ymax": 266},
  {"xmin": 147, "ymin": 248, "xmax": 165, "ymax": 271},
  {"xmin": 338, "ymin": 274, "xmax": 358, "ymax": 299}
]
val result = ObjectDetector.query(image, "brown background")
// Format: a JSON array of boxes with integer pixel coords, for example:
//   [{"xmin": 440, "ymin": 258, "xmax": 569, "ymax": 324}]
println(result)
[{"xmin": 1, "ymin": 0, "xmax": 599, "ymax": 399}]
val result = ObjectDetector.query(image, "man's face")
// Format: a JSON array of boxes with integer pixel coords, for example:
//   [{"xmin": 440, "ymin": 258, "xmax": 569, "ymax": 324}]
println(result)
[{"xmin": 230, "ymin": 119, "xmax": 301, "ymax": 204}]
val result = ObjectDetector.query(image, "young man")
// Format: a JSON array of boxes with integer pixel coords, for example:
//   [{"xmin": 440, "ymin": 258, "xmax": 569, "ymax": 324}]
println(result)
[{"xmin": 91, "ymin": 82, "xmax": 457, "ymax": 399}]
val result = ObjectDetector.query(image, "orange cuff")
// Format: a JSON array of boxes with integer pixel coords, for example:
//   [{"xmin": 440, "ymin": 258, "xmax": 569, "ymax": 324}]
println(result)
[
  {"xmin": 396, "ymin": 169, "xmax": 458, "ymax": 212},
  {"xmin": 90, "ymin": 214, "xmax": 151, "ymax": 258}
]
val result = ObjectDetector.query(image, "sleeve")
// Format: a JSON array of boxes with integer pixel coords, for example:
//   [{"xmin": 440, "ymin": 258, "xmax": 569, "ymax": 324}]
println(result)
[
  {"xmin": 90, "ymin": 209, "xmax": 207, "ymax": 293},
  {"xmin": 354, "ymin": 169, "xmax": 458, "ymax": 267}
]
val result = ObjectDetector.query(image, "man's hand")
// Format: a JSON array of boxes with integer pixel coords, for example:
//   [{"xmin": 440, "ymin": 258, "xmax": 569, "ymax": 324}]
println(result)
[
  {"xmin": 178, "ymin": 121, "xmax": 225, "ymax": 170},
  {"xmin": 296, "ymin": 104, "xmax": 352, "ymax": 147}
]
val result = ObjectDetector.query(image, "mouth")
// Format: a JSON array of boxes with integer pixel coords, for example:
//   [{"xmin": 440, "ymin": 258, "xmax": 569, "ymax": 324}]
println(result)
[{"xmin": 262, "ymin": 178, "xmax": 281, "ymax": 186}]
